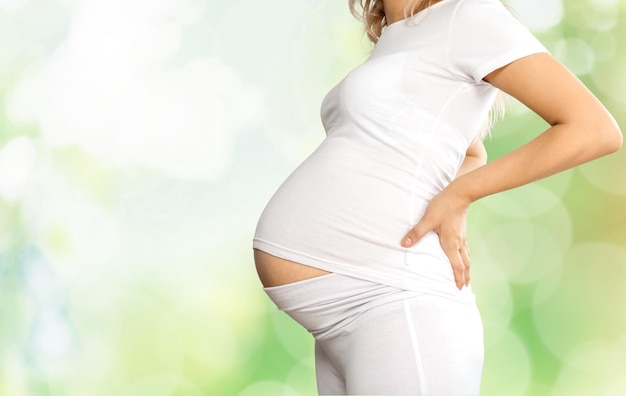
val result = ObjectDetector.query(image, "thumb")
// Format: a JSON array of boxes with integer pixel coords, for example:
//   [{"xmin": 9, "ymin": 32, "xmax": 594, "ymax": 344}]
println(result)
[{"xmin": 401, "ymin": 218, "xmax": 434, "ymax": 248}]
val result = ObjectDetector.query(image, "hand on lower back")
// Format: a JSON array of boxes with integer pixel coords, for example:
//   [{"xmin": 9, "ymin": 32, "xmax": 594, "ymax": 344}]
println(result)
[{"xmin": 401, "ymin": 187, "xmax": 472, "ymax": 290}]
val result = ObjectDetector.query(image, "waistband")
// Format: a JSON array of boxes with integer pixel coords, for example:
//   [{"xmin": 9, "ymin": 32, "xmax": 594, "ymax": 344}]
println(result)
[{"xmin": 263, "ymin": 273, "xmax": 475, "ymax": 340}]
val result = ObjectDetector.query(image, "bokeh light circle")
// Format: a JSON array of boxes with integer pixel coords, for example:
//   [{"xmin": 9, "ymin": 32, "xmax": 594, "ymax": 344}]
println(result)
[
  {"xmin": 591, "ymin": 58, "xmax": 626, "ymax": 104},
  {"xmin": 481, "ymin": 330, "xmax": 532, "ymax": 396},
  {"xmin": 286, "ymin": 357, "xmax": 317, "ymax": 395},
  {"xmin": 480, "ymin": 220, "xmax": 535, "ymax": 281},
  {"xmin": 119, "ymin": 374, "xmax": 203, "ymax": 396},
  {"xmin": 270, "ymin": 308, "xmax": 315, "ymax": 360},
  {"xmin": 591, "ymin": 31, "xmax": 617, "ymax": 62},
  {"xmin": 551, "ymin": 340, "xmax": 626, "ymax": 396},
  {"xmin": 471, "ymin": 237, "xmax": 514, "ymax": 348},
  {"xmin": 578, "ymin": 148, "xmax": 626, "ymax": 195},
  {"xmin": 583, "ymin": 1, "xmax": 619, "ymax": 31},
  {"xmin": 553, "ymin": 38, "xmax": 595, "ymax": 76},
  {"xmin": 508, "ymin": 0, "xmax": 563, "ymax": 32},
  {"xmin": 507, "ymin": 224, "xmax": 564, "ymax": 285},
  {"xmin": 533, "ymin": 243, "xmax": 626, "ymax": 360},
  {"xmin": 239, "ymin": 380, "xmax": 299, "ymax": 396},
  {"xmin": 484, "ymin": 183, "xmax": 566, "ymax": 218}
]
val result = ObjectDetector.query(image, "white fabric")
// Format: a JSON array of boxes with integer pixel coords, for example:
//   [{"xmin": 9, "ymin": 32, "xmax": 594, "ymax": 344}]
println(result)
[
  {"xmin": 264, "ymin": 273, "xmax": 484, "ymax": 395},
  {"xmin": 253, "ymin": 0, "xmax": 549, "ymax": 298}
]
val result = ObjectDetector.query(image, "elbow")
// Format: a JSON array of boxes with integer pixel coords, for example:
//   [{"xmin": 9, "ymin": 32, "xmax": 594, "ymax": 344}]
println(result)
[
  {"xmin": 607, "ymin": 127, "xmax": 623, "ymax": 153},
  {"xmin": 599, "ymin": 116, "xmax": 623, "ymax": 154},
  {"xmin": 607, "ymin": 131, "xmax": 623, "ymax": 154},
  {"xmin": 577, "ymin": 113, "xmax": 623, "ymax": 156},
  {"xmin": 475, "ymin": 149, "xmax": 488, "ymax": 166}
]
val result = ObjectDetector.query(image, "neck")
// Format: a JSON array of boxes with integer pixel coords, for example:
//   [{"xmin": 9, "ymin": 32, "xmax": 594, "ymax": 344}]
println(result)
[
  {"xmin": 383, "ymin": 0, "xmax": 406, "ymax": 25},
  {"xmin": 384, "ymin": 0, "xmax": 439, "ymax": 25}
]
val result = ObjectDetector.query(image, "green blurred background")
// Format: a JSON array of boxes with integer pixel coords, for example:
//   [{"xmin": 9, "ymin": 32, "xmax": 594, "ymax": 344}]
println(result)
[{"xmin": 0, "ymin": 0, "xmax": 625, "ymax": 395}]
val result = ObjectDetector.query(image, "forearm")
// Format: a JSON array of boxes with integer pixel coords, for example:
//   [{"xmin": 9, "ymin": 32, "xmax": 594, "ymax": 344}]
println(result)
[
  {"xmin": 448, "ymin": 123, "xmax": 621, "ymax": 203},
  {"xmin": 402, "ymin": 52, "xmax": 622, "ymax": 289}
]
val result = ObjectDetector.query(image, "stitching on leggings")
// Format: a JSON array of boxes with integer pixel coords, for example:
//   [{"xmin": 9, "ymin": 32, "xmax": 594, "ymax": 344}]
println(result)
[{"xmin": 403, "ymin": 299, "xmax": 428, "ymax": 394}]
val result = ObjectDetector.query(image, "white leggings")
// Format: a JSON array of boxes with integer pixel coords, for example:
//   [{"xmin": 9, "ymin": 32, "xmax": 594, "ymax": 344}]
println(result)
[{"xmin": 264, "ymin": 273, "xmax": 484, "ymax": 395}]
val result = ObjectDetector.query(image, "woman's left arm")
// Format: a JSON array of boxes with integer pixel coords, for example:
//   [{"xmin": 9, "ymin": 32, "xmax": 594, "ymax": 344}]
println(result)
[
  {"xmin": 456, "ymin": 134, "xmax": 488, "ymax": 178},
  {"xmin": 401, "ymin": 52, "xmax": 623, "ymax": 290}
]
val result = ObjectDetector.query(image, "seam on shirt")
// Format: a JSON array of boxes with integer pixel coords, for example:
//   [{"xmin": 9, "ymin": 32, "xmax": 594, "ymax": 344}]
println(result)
[
  {"xmin": 444, "ymin": 0, "xmax": 468, "ymax": 80},
  {"xmin": 405, "ymin": 82, "xmax": 466, "ymax": 263}
]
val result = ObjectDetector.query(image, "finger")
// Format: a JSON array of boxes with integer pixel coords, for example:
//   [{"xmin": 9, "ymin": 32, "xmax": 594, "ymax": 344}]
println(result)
[
  {"xmin": 401, "ymin": 218, "xmax": 435, "ymax": 248},
  {"xmin": 459, "ymin": 244, "xmax": 471, "ymax": 286},
  {"xmin": 442, "ymin": 243, "xmax": 466, "ymax": 290}
]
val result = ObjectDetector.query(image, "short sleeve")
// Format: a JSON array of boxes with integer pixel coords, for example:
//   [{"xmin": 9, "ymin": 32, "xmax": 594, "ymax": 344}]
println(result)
[{"xmin": 447, "ymin": 0, "xmax": 550, "ymax": 83}]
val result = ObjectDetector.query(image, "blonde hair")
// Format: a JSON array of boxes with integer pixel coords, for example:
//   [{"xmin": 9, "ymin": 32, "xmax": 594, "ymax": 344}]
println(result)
[
  {"xmin": 478, "ymin": 93, "xmax": 505, "ymax": 140},
  {"xmin": 348, "ymin": 0, "xmax": 504, "ymax": 140},
  {"xmin": 349, "ymin": 0, "xmax": 439, "ymax": 43}
]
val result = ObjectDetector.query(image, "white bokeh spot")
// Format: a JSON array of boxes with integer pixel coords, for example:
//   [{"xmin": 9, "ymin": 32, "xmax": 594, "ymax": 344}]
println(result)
[
  {"xmin": 6, "ymin": 0, "xmax": 262, "ymax": 182},
  {"xmin": 509, "ymin": 0, "xmax": 563, "ymax": 32},
  {"xmin": 0, "ymin": 136, "xmax": 39, "ymax": 201}
]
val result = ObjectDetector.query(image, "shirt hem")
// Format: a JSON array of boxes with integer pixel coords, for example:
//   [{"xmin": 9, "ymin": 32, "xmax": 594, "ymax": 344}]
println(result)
[{"xmin": 252, "ymin": 237, "xmax": 476, "ymax": 303}]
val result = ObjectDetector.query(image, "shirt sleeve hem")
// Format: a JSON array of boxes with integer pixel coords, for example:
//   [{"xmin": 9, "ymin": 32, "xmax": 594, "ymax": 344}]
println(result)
[{"xmin": 472, "ymin": 44, "xmax": 551, "ymax": 83}]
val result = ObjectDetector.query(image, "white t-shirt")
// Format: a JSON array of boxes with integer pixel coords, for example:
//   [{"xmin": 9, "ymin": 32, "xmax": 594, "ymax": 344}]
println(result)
[{"xmin": 253, "ymin": 0, "xmax": 549, "ymax": 299}]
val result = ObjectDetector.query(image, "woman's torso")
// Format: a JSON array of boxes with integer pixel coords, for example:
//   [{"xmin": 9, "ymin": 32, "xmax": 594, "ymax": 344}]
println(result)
[{"xmin": 253, "ymin": 0, "xmax": 540, "ymax": 299}]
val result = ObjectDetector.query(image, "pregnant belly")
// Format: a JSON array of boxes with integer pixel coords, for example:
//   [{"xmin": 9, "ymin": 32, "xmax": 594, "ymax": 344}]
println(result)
[
  {"xmin": 253, "ymin": 248, "xmax": 332, "ymax": 287},
  {"xmin": 253, "ymin": 137, "xmax": 447, "ymax": 279}
]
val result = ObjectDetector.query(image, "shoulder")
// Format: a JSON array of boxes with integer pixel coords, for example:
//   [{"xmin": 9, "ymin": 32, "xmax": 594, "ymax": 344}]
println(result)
[
  {"xmin": 448, "ymin": 0, "xmax": 535, "ymax": 39},
  {"xmin": 444, "ymin": 0, "xmax": 548, "ymax": 82},
  {"xmin": 452, "ymin": 0, "xmax": 512, "ymax": 19}
]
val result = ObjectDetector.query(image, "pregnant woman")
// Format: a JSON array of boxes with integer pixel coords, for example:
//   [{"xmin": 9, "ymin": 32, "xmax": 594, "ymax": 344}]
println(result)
[{"xmin": 252, "ymin": 0, "xmax": 622, "ymax": 394}]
